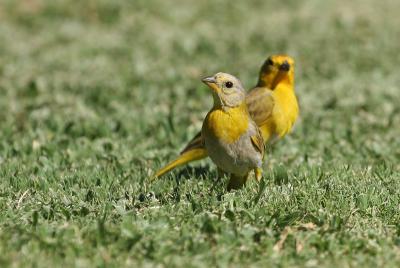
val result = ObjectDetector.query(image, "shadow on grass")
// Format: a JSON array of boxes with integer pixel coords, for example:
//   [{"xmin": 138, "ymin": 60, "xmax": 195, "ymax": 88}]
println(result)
[
  {"xmin": 173, "ymin": 164, "xmax": 293, "ymax": 190},
  {"xmin": 175, "ymin": 165, "xmax": 226, "ymax": 197},
  {"xmin": 175, "ymin": 165, "xmax": 214, "ymax": 181}
]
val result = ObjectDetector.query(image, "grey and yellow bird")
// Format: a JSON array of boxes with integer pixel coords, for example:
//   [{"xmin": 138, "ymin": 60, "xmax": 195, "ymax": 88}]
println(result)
[{"xmin": 201, "ymin": 72, "xmax": 264, "ymax": 190}]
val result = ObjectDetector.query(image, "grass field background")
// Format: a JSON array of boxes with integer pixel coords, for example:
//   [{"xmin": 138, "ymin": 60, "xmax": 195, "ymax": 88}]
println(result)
[{"xmin": 1, "ymin": 0, "xmax": 400, "ymax": 267}]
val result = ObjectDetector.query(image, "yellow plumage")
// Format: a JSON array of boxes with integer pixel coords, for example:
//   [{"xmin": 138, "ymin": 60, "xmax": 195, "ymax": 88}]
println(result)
[
  {"xmin": 204, "ymin": 103, "xmax": 249, "ymax": 144},
  {"xmin": 152, "ymin": 148, "xmax": 207, "ymax": 179}
]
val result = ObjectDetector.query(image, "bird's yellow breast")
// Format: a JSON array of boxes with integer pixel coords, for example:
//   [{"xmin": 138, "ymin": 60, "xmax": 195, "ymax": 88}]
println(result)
[
  {"xmin": 203, "ymin": 104, "xmax": 249, "ymax": 144},
  {"xmin": 272, "ymin": 84, "xmax": 299, "ymax": 137},
  {"xmin": 257, "ymin": 84, "xmax": 299, "ymax": 140}
]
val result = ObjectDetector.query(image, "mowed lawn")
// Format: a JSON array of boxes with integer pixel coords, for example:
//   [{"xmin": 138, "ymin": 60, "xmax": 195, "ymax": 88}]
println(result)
[{"xmin": 1, "ymin": 0, "xmax": 400, "ymax": 267}]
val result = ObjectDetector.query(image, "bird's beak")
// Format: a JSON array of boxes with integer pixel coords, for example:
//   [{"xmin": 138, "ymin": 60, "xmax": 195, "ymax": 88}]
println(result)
[
  {"xmin": 279, "ymin": 61, "xmax": 290, "ymax": 72},
  {"xmin": 271, "ymin": 61, "xmax": 290, "ymax": 89},
  {"xmin": 202, "ymin": 76, "xmax": 216, "ymax": 84},
  {"xmin": 202, "ymin": 76, "xmax": 218, "ymax": 92}
]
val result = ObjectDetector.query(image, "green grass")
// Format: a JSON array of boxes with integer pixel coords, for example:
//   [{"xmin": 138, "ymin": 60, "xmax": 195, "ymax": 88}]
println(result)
[{"xmin": 1, "ymin": 0, "xmax": 400, "ymax": 267}]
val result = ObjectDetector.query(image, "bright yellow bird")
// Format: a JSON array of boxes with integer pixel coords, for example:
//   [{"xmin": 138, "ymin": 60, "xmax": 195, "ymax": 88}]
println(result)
[
  {"xmin": 201, "ymin": 73, "xmax": 264, "ymax": 190},
  {"xmin": 153, "ymin": 55, "xmax": 298, "ymax": 179}
]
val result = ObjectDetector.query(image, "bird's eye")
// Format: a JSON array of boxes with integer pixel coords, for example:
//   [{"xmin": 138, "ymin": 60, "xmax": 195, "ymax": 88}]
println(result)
[
  {"xmin": 225, "ymin": 81, "xmax": 233, "ymax": 88},
  {"xmin": 267, "ymin": 58, "xmax": 274, "ymax": 65}
]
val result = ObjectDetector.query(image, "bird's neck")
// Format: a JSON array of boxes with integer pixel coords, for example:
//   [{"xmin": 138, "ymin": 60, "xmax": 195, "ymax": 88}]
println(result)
[
  {"xmin": 212, "ymin": 94, "xmax": 248, "ymax": 112},
  {"xmin": 257, "ymin": 74, "xmax": 274, "ymax": 88},
  {"xmin": 212, "ymin": 101, "xmax": 247, "ymax": 114}
]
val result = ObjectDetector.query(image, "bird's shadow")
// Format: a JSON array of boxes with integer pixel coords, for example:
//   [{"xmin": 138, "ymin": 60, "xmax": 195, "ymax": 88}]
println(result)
[
  {"xmin": 173, "ymin": 162, "xmax": 291, "ymax": 186},
  {"xmin": 174, "ymin": 165, "xmax": 226, "ymax": 195},
  {"xmin": 175, "ymin": 164, "xmax": 215, "ymax": 181}
]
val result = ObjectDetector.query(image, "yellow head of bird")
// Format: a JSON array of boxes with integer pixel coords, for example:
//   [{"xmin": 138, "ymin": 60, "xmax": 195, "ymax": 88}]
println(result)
[
  {"xmin": 258, "ymin": 55, "xmax": 295, "ymax": 89},
  {"xmin": 202, "ymin": 72, "xmax": 246, "ymax": 109}
]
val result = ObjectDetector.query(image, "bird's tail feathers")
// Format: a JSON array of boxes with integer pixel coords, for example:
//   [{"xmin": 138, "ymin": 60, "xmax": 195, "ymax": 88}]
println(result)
[{"xmin": 151, "ymin": 148, "xmax": 208, "ymax": 180}]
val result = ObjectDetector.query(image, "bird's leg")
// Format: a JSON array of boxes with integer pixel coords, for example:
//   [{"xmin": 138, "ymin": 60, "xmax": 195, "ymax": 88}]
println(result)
[
  {"xmin": 227, "ymin": 173, "xmax": 249, "ymax": 191},
  {"xmin": 217, "ymin": 167, "xmax": 227, "ymax": 179},
  {"xmin": 254, "ymin": 167, "xmax": 263, "ymax": 182}
]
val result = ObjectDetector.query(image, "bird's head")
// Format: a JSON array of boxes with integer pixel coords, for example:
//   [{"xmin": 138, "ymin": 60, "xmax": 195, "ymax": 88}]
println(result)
[
  {"xmin": 258, "ymin": 55, "xmax": 295, "ymax": 89},
  {"xmin": 202, "ymin": 72, "xmax": 246, "ymax": 109}
]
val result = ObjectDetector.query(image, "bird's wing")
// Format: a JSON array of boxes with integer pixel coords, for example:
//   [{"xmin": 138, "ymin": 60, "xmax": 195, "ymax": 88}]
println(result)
[
  {"xmin": 180, "ymin": 131, "xmax": 204, "ymax": 155},
  {"xmin": 250, "ymin": 123, "xmax": 265, "ymax": 158},
  {"xmin": 246, "ymin": 87, "xmax": 275, "ymax": 126}
]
